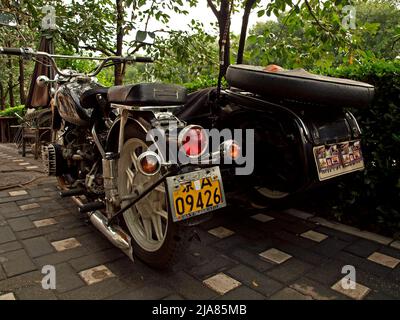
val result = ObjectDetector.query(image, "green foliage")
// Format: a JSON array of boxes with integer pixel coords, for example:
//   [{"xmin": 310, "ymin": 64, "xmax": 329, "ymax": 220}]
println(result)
[
  {"xmin": 0, "ymin": 105, "xmax": 25, "ymax": 117},
  {"xmin": 148, "ymin": 24, "xmax": 219, "ymax": 84},
  {"xmin": 320, "ymin": 60, "xmax": 400, "ymax": 234},
  {"xmin": 247, "ymin": 0, "xmax": 400, "ymax": 69},
  {"xmin": 183, "ymin": 76, "xmax": 226, "ymax": 93}
]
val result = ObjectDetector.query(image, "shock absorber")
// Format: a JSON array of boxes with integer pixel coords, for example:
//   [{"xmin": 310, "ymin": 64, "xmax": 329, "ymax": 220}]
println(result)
[{"xmin": 102, "ymin": 152, "xmax": 120, "ymax": 218}]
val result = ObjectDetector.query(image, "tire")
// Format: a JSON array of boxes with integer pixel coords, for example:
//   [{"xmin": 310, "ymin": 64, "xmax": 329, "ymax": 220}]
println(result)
[{"xmin": 117, "ymin": 124, "xmax": 189, "ymax": 269}]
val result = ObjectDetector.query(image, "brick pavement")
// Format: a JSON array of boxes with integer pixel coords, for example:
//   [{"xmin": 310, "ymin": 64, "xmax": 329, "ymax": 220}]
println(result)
[{"xmin": 0, "ymin": 143, "xmax": 400, "ymax": 300}]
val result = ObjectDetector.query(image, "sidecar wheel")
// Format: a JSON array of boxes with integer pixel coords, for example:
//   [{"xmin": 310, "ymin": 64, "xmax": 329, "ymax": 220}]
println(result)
[{"xmin": 118, "ymin": 128, "xmax": 188, "ymax": 269}]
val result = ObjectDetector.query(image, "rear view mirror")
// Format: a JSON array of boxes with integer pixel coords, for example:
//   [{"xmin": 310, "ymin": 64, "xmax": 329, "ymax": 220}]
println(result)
[
  {"xmin": 135, "ymin": 30, "xmax": 155, "ymax": 45},
  {"xmin": 0, "ymin": 12, "xmax": 18, "ymax": 28}
]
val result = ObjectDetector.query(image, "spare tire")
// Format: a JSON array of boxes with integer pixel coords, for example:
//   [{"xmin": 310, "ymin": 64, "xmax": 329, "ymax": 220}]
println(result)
[{"xmin": 226, "ymin": 64, "xmax": 374, "ymax": 108}]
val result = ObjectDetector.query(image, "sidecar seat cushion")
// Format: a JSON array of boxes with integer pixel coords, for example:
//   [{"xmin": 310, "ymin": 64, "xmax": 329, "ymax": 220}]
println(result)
[
  {"xmin": 108, "ymin": 83, "xmax": 187, "ymax": 106},
  {"xmin": 226, "ymin": 64, "xmax": 375, "ymax": 108}
]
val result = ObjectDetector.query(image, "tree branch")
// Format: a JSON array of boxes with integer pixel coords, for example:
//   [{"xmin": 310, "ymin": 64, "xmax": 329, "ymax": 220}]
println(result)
[
  {"xmin": 207, "ymin": 0, "xmax": 220, "ymax": 18},
  {"xmin": 304, "ymin": 0, "xmax": 331, "ymax": 35}
]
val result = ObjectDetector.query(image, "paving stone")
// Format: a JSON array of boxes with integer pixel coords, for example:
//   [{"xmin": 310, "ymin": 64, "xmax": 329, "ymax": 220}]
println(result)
[
  {"xmin": 162, "ymin": 294, "xmax": 185, "ymax": 300},
  {"xmin": 107, "ymin": 258, "xmax": 163, "ymax": 288},
  {"xmin": 226, "ymin": 264, "xmax": 283, "ymax": 297},
  {"xmin": 25, "ymin": 166, "xmax": 39, "ymax": 170},
  {"xmin": 356, "ymin": 269, "xmax": 400, "ymax": 299},
  {"xmin": 8, "ymin": 190, "xmax": 28, "ymax": 197},
  {"xmin": 301, "ymin": 230, "xmax": 328, "ymax": 242},
  {"xmin": 15, "ymin": 224, "xmax": 60, "ymax": 240},
  {"xmin": 272, "ymin": 230, "xmax": 316, "ymax": 249},
  {"xmin": 107, "ymin": 281, "xmax": 171, "ymax": 300},
  {"xmin": 290, "ymin": 277, "xmax": 345, "ymax": 300},
  {"xmin": 51, "ymin": 238, "xmax": 82, "ymax": 252},
  {"xmin": 0, "ymin": 241, "xmax": 22, "ymax": 254},
  {"xmin": 335, "ymin": 251, "xmax": 392, "ymax": 278},
  {"xmin": 367, "ymin": 252, "xmax": 400, "ymax": 269},
  {"xmin": 259, "ymin": 248, "xmax": 292, "ymax": 264},
  {"xmin": 7, "ymin": 217, "xmax": 34, "ymax": 232},
  {"xmin": 22, "ymin": 237, "xmax": 54, "ymax": 258},
  {"xmin": 19, "ymin": 203, "xmax": 40, "ymax": 211},
  {"xmin": 311, "ymin": 238, "xmax": 349, "ymax": 258},
  {"xmin": 75, "ymin": 232, "xmax": 113, "ymax": 252},
  {"xmin": 345, "ymin": 239, "xmax": 381, "ymax": 258},
  {"xmin": 60, "ymin": 278, "xmax": 127, "ymax": 300},
  {"xmin": 331, "ymin": 277, "xmax": 371, "ymax": 300},
  {"xmin": 390, "ymin": 240, "xmax": 400, "ymax": 250},
  {"xmin": 310, "ymin": 217, "xmax": 392, "ymax": 245},
  {"xmin": 15, "ymin": 285, "xmax": 58, "ymax": 300},
  {"xmin": 79, "ymin": 265, "xmax": 115, "ymax": 285},
  {"xmin": 69, "ymin": 248, "xmax": 124, "ymax": 272},
  {"xmin": 378, "ymin": 245, "xmax": 400, "ymax": 260},
  {"xmin": 1, "ymin": 249, "xmax": 36, "ymax": 277},
  {"xmin": 18, "ymin": 162, "xmax": 30, "ymax": 166},
  {"xmin": 305, "ymin": 259, "xmax": 345, "ymax": 286},
  {"xmin": 33, "ymin": 218, "xmax": 57, "ymax": 228},
  {"xmin": 187, "ymin": 254, "xmax": 238, "ymax": 280},
  {"xmin": 217, "ymin": 285, "xmax": 266, "ymax": 300},
  {"xmin": 250, "ymin": 213, "xmax": 274, "ymax": 223},
  {"xmin": 203, "ymin": 272, "xmax": 241, "ymax": 296},
  {"xmin": 53, "ymin": 263, "xmax": 85, "ymax": 293},
  {"xmin": 0, "ymin": 293, "xmax": 16, "ymax": 300},
  {"xmin": 34, "ymin": 246, "xmax": 89, "ymax": 266},
  {"xmin": 0, "ymin": 226, "xmax": 16, "ymax": 244},
  {"xmin": 165, "ymin": 272, "xmax": 218, "ymax": 300},
  {"xmin": 266, "ymin": 258, "xmax": 314, "ymax": 283},
  {"xmin": 284, "ymin": 208, "xmax": 315, "ymax": 220},
  {"xmin": 270, "ymin": 287, "xmax": 312, "ymax": 300},
  {"xmin": 229, "ymin": 248, "xmax": 275, "ymax": 272},
  {"xmin": 208, "ymin": 226, "xmax": 235, "ymax": 239},
  {"xmin": 274, "ymin": 242, "xmax": 328, "ymax": 266}
]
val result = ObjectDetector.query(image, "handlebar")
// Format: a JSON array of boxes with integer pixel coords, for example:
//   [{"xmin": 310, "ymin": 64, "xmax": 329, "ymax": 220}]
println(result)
[
  {"xmin": 0, "ymin": 47, "xmax": 28, "ymax": 56},
  {"xmin": 0, "ymin": 47, "xmax": 153, "ymax": 77}
]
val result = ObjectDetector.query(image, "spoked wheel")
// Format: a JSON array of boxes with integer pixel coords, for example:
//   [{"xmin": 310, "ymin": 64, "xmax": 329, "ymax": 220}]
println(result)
[{"xmin": 118, "ymin": 131, "xmax": 187, "ymax": 269}]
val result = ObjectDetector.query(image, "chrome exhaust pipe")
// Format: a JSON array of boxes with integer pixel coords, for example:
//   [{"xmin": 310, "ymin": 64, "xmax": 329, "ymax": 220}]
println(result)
[{"xmin": 88, "ymin": 210, "xmax": 133, "ymax": 261}]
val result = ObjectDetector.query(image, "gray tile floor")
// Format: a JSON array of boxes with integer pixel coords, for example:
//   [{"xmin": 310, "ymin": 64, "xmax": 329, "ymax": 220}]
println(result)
[{"xmin": 0, "ymin": 144, "xmax": 399, "ymax": 300}]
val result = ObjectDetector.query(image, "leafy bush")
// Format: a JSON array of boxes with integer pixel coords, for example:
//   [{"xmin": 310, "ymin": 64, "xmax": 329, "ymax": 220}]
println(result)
[
  {"xmin": 0, "ymin": 105, "xmax": 26, "ymax": 118},
  {"xmin": 183, "ymin": 76, "xmax": 228, "ymax": 93},
  {"xmin": 320, "ymin": 60, "xmax": 400, "ymax": 235}
]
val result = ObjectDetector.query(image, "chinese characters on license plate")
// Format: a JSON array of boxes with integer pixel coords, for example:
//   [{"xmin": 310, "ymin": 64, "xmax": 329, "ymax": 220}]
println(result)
[
  {"xmin": 313, "ymin": 140, "xmax": 365, "ymax": 181},
  {"xmin": 166, "ymin": 167, "xmax": 226, "ymax": 222}
]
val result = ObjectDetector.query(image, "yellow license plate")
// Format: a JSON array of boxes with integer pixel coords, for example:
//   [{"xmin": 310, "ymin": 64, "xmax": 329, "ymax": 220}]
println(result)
[{"xmin": 166, "ymin": 167, "xmax": 226, "ymax": 222}]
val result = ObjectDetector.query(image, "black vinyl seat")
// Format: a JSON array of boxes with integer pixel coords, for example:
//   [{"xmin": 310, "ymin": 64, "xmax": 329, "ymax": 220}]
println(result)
[
  {"xmin": 107, "ymin": 83, "xmax": 187, "ymax": 106},
  {"xmin": 226, "ymin": 65, "xmax": 375, "ymax": 108}
]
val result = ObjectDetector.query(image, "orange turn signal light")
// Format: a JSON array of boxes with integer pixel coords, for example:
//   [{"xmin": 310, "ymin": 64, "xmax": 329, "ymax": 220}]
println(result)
[{"xmin": 137, "ymin": 151, "xmax": 161, "ymax": 176}]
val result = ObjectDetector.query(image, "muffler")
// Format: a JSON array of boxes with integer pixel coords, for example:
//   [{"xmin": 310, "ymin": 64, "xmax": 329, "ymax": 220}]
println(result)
[
  {"xmin": 88, "ymin": 210, "xmax": 133, "ymax": 261},
  {"xmin": 68, "ymin": 194, "xmax": 133, "ymax": 261}
]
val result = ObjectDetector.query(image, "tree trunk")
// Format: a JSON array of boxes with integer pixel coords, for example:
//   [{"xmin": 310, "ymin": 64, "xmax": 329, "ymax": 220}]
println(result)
[
  {"xmin": 0, "ymin": 82, "xmax": 4, "ymax": 110},
  {"xmin": 7, "ymin": 57, "xmax": 15, "ymax": 108},
  {"xmin": 19, "ymin": 57, "xmax": 26, "ymax": 105},
  {"xmin": 237, "ymin": 0, "xmax": 257, "ymax": 64},
  {"xmin": 114, "ymin": 0, "xmax": 124, "ymax": 85},
  {"xmin": 218, "ymin": 0, "xmax": 231, "ymax": 77}
]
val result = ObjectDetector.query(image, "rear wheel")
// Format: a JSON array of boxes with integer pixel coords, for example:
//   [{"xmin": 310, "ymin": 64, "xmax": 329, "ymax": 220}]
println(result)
[{"xmin": 117, "ymin": 127, "xmax": 188, "ymax": 269}]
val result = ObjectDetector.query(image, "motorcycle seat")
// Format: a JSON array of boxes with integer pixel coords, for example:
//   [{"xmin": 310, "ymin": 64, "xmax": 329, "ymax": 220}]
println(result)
[
  {"xmin": 226, "ymin": 64, "xmax": 375, "ymax": 108},
  {"xmin": 107, "ymin": 83, "xmax": 187, "ymax": 106}
]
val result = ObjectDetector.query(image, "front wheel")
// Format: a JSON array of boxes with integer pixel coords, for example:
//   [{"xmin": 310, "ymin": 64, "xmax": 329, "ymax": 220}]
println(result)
[{"xmin": 118, "ymin": 128, "xmax": 188, "ymax": 269}]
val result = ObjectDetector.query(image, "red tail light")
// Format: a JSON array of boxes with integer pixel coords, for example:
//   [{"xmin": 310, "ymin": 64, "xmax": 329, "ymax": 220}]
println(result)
[{"xmin": 178, "ymin": 125, "xmax": 208, "ymax": 158}]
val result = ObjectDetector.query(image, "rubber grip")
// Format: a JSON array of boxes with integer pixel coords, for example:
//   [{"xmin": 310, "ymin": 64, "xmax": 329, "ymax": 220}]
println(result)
[{"xmin": 0, "ymin": 47, "xmax": 23, "ymax": 56}]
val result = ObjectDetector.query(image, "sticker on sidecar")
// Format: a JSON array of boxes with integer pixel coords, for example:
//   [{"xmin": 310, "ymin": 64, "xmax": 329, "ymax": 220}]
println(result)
[{"xmin": 313, "ymin": 140, "xmax": 364, "ymax": 181}]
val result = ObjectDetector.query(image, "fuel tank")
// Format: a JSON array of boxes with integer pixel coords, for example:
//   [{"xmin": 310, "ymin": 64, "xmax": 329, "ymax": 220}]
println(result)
[{"xmin": 55, "ymin": 79, "xmax": 100, "ymax": 127}]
